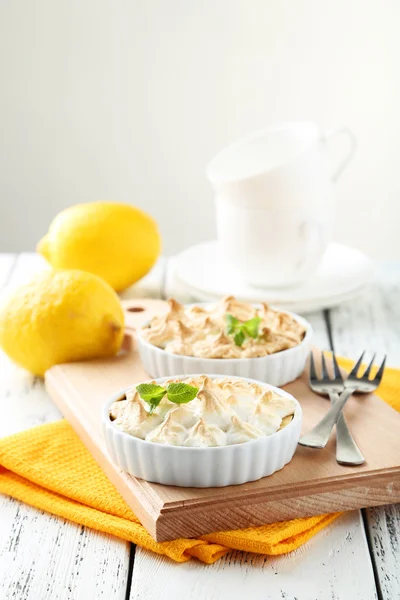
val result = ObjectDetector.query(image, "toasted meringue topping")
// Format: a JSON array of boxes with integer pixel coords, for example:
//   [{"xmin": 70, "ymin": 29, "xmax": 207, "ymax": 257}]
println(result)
[
  {"xmin": 141, "ymin": 296, "xmax": 306, "ymax": 359},
  {"xmin": 110, "ymin": 376, "xmax": 296, "ymax": 447},
  {"xmin": 218, "ymin": 296, "xmax": 257, "ymax": 322},
  {"xmin": 145, "ymin": 413, "xmax": 188, "ymax": 446},
  {"xmin": 166, "ymin": 297, "xmax": 185, "ymax": 318},
  {"xmin": 109, "ymin": 398, "xmax": 132, "ymax": 421},
  {"xmin": 110, "ymin": 395, "xmax": 163, "ymax": 439},
  {"xmin": 184, "ymin": 375, "xmax": 208, "ymax": 388},
  {"xmin": 184, "ymin": 419, "xmax": 227, "ymax": 447},
  {"xmin": 257, "ymin": 390, "xmax": 297, "ymax": 418},
  {"xmin": 167, "ymin": 405, "xmax": 198, "ymax": 428},
  {"xmin": 221, "ymin": 380, "xmax": 263, "ymax": 397},
  {"xmin": 174, "ymin": 319, "xmax": 197, "ymax": 340},
  {"xmin": 196, "ymin": 385, "xmax": 233, "ymax": 430},
  {"xmin": 193, "ymin": 336, "xmax": 242, "ymax": 359},
  {"xmin": 249, "ymin": 402, "xmax": 282, "ymax": 435},
  {"xmin": 225, "ymin": 415, "xmax": 265, "ymax": 445}
]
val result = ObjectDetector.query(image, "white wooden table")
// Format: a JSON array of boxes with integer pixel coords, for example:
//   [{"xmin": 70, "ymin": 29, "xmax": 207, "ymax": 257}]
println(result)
[{"xmin": 0, "ymin": 253, "xmax": 399, "ymax": 600}]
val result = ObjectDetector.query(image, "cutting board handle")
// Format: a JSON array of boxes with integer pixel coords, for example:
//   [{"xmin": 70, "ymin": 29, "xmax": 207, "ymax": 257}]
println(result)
[{"xmin": 121, "ymin": 298, "xmax": 169, "ymax": 353}]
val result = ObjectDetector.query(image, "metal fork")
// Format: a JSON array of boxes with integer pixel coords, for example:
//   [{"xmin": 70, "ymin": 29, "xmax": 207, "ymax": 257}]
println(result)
[
  {"xmin": 299, "ymin": 352, "xmax": 386, "ymax": 452},
  {"xmin": 305, "ymin": 351, "xmax": 364, "ymax": 465}
]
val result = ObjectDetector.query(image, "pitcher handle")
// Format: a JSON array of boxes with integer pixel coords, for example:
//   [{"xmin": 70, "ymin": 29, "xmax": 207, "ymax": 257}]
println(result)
[{"xmin": 323, "ymin": 126, "xmax": 357, "ymax": 182}]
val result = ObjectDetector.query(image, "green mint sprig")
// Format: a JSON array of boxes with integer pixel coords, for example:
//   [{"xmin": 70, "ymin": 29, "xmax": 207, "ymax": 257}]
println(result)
[
  {"xmin": 225, "ymin": 314, "xmax": 262, "ymax": 347},
  {"xmin": 136, "ymin": 382, "xmax": 199, "ymax": 414}
]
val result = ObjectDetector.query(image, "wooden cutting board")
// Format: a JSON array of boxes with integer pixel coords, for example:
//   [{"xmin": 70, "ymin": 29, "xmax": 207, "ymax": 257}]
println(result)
[{"xmin": 44, "ymin": 298, "xmax": 400, "ymax": 542}]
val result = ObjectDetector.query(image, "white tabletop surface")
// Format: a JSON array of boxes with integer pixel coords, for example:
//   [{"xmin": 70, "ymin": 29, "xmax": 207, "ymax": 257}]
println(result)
[{"xmin": 0, "ymin": 253, "xmax": 399, "ymax": 600}]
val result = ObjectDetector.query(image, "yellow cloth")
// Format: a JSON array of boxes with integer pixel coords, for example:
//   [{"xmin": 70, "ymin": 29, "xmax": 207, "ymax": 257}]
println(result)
[{"xmin": 0, "ymin": 357, "xmax": 398, "ymax": 564}]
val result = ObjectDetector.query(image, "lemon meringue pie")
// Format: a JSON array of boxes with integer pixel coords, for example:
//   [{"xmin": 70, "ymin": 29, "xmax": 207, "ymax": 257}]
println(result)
[
  {"xmin": 140, "ymin": 296, "xmax": 306, "ymax": 359},
  {"xmin": 109, "ymin": 376, "xmax": 296, "ymax": 447}
]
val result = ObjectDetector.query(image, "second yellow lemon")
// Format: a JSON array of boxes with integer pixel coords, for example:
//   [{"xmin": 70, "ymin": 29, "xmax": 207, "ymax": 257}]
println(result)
[
  {"xmin": 0, "ymin": 269, "xmax": 124, "ymax": 377},
  {"xmin": 37, "ymin": 202, "xmax": 161, "ymax": 291}
]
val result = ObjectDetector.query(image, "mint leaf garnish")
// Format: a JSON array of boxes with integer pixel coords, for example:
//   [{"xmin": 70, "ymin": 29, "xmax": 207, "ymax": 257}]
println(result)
[
  {"xmin": 136, "ymin": 383, "xmax": 166, "ymax": 402},
  {"xmin": 166, "ymin": 382, "xmax": 199, "ymax": 404},
  {"xmin": 226, "ymin": 314, "xmax": 241, "ymax": 335},
  {"xmin": 136, "ymin": 381, "xmax": 198, "ymax": 413},
  {"xmin": 136, "ymin": 383, "xmax": 166, "ymax": 414},
  {"xmin": 225, "ymin": 313, "xmax": 262, "ymax": 346},
  {"xmin": 234, "ymin": 330, "xmax": 246, "ymax": 346},
  {"xmin": 243, "ymin": 316, "xmax": 261, "ymax": 339}
]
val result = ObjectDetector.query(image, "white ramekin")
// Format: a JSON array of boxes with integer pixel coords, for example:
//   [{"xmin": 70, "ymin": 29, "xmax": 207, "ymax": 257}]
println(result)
[
  {"xmin": 102, "ymin": 375, "xmax": 302, "ymax": 487},
  {"xmin": 137, "ymin": 304, "xmax": 312, "ymax": 387}
]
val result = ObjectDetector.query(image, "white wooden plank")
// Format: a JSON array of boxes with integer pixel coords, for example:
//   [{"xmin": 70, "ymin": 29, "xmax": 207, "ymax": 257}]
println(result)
[
  {"xmin": 0, "ymin": 496, "xmax": 129, "ymax": 600},
  {"xmin": 0, "ymin": 254, "xmax": 16, "ymax": 289},
  {"xmin": 329, "ymin": 264, "xmax": 400, "ymax": 365},
  {"xmin": 130, "ymin": 512, "xmax": 377, "ymax": 600},
  {"xmin": 303, "ymin": 310, "xmax": 330, "ymax": 350},
  {"xmin": 329, "ymin": 262, "xmax": 400, "ymax": 600},
  {"xmin": 0, "ymin": 253, "xmax": 131, "ymax": 599},
  {"xmin": 364, "ymin": 505, "xmax": 400, "ymax": 600},
  {"xmin": 0, "ymin": 348, "xmax": 63, "ymax": 437},
  {"xmin": 1, "ymin": 252, "xmax": 50, "ymax": 289}
]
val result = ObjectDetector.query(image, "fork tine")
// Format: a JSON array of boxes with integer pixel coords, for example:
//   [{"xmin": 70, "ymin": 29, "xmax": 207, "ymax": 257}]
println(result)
[
  {"xmin": 332, "ymin": 352, "xmax": 343, "ymax": 382},
  {"xmin": 373, "ymin": 355, "xmax": 387, "ymax": 384},
  {"xmin": 309, "ymin": 352, "xmax": 317, "ymax": 381},
  {"xmin": 321, "ymin": 353, "xmax": 330, "ymax": 380},
  {"xmin": 348, "ymin": 351, "xmax": 365, "ymax": 378},
  {"xmin": 362, "ymin": 353, "xmax": 376, "ymax": 380}
]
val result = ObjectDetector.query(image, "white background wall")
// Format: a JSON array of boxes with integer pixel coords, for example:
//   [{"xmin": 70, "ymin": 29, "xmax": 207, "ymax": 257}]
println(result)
[{"xmin": 0, "ymin": 0, "xmax": 399, "ymax": 258}]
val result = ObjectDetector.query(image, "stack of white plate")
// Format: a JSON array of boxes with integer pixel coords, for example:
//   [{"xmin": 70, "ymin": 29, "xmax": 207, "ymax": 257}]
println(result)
[{"xmin": 172, "ymin": 241, "xmax": 374, "ymax": 314}]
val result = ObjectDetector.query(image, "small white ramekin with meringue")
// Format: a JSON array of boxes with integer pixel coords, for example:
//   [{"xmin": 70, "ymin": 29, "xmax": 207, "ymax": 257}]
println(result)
[
  {"xmin": 137, "ymin": 296, "xmax": 312, "ymax": 387},
  {"xmin": 102, "ymin": 374, "xmax": 302, "ymax": 487}
]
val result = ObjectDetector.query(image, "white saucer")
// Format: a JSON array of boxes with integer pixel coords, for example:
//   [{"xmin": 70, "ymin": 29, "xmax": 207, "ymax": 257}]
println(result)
[{"xmin": 173, "ymin": 241, "xmax": 374, "ymax": 314}]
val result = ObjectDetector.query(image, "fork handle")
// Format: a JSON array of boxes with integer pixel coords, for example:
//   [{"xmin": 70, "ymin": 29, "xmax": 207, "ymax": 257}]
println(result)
[
  {"xmin": 299, "ymin": 389, "xmax": 354, "ymax": 448},
  {"xmin": 330, "ymin": 393, "xmax": 365, "ymax": 465}
]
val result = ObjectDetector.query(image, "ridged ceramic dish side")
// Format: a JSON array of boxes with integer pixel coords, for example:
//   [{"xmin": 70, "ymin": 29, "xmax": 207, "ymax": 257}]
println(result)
[
  {"xmin": 102, "ymin": 376, "xmax": 302, "ymax": 487},
  {"xmin": 137, "ymin": 306, "xmax": 312, "ymax": 387}
]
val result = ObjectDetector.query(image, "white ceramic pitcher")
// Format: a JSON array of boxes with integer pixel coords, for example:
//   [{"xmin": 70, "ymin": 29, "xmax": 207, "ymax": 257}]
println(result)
[{"xmin": 206, "ymin": 121, "xmax": 356, "ymax": 288}]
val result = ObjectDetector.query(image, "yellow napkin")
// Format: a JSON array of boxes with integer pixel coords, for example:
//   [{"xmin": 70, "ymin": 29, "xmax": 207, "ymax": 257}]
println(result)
[{"xmin": 0, "ymin": 357, "xmax": 398, "ymax": 564}]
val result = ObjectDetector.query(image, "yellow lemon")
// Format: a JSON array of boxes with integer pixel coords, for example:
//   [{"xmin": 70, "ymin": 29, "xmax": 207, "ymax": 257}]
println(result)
[
  {"xmin": 0, "ymin": 269, "xmax": 124, "ymax": 376},
  {"xmin": 37, "ymin": 202, "xmax": 161, "ymax": 291}
]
